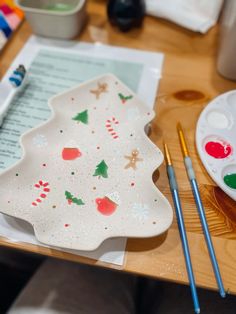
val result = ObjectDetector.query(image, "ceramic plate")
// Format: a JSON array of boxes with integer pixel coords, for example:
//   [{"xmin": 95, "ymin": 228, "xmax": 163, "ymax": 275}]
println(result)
[
  {"xmin": 196, "ymin": 90, "xmax": 236, "ymax": 201},
  {"xmin": 0, "ymin": 74, "xmax": 173, "ymax": 251}
]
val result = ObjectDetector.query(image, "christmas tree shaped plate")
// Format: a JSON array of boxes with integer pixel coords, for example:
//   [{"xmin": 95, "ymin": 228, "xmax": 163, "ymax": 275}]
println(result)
[{"xmin": 0, "ymin": 74, "xmax": 173, "ymax": 251}]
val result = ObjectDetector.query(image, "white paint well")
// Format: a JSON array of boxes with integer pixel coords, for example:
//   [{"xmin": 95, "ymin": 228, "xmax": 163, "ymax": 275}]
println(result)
[{"xmin": 206, "ymin": 110, "xmax": 230, "ymax": 129}]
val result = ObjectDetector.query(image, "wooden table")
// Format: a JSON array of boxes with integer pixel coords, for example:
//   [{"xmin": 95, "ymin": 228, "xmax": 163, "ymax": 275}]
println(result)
[{"xmin": 1, "ymin": 0, "xmax": 236, "ymax": 294}]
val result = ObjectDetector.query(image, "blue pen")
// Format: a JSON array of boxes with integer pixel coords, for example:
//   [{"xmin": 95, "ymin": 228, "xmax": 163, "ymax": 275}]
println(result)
[
  {"xmin": 164, "ymin": 143, "xmax": 200, "ymax": 314},
  {"xmin": 0, "ymin": 64, "xmax": 27, "ymax": 127},
  {"xmin": 177, "ymin": 122, "xmax": 226, "ymax": 298}
]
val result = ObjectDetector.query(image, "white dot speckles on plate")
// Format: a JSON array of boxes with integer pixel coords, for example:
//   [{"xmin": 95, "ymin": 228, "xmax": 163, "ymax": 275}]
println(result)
[
  {"xmin": 0, "ymin": 74, "xmax": 173, "ymax": 251},
  {"xmin": 126, "ymin": 107, "xmax": 140, "ymax": 121}
]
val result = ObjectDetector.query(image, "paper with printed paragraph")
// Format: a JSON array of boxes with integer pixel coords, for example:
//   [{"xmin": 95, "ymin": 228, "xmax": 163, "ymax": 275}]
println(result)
[{"xmin": 0, "ymin": 36, "xmax": 164, "ymax": 265}]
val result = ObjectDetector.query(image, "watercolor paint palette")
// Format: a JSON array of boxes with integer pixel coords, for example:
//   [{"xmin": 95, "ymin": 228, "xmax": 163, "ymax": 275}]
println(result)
[
  {"xmin": 0, "ymin": 74, "xmax": 173, "ymax": 251},
  {"xmin": 196, "ymin": 90, "xmax": 236, "ymax": 201}
]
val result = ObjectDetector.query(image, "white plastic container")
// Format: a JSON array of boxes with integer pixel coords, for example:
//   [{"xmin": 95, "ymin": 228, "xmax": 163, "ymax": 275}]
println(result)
[
  {"xmin": 16, "ymin": 0, "xmax": 87, "ymax": 39},
  {"xmin": 217, "ymin": 0, "xmax": 236, "ymax": 80}
]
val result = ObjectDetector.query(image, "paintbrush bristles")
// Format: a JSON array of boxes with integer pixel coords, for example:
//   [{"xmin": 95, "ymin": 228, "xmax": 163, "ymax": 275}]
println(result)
[
  {"xmin": 163, "ymin": 142, "xmax": 172, "ymax": 166},
  {"xmin": 177, "ymin": 122, "xmax": 189, "ymax": 158}
]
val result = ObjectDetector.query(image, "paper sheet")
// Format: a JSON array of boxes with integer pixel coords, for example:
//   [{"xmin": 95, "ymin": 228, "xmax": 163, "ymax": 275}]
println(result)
[{"xmin": 0, "ymin": 35, "xmax": 164, "ymax": 265}]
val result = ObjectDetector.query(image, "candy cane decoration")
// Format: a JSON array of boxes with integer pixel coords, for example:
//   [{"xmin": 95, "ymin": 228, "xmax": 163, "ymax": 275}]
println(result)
[
  {"xmin": 31, "ymin": 180, "xmax": 50, "ymax": 207},
  {"xmin": 106, "ymin": 117, "xmax": 119, "ymax": 139}
]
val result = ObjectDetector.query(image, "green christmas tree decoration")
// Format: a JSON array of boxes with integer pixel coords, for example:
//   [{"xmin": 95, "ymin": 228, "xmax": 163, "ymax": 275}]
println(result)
[
  {"xmin": 93, "ymin": 160, "xmax": 108, "ymax": 178},
  {"xmin": 65, "ymin": 191, "xmax": 85, "ymax": 206},
  {"xmin": 72, "ymin": 110, "xmax": 88, "ymax": 124},
  {"xmin": 118, "ymin": 93, "xmax": 133, "ymax": 103}
]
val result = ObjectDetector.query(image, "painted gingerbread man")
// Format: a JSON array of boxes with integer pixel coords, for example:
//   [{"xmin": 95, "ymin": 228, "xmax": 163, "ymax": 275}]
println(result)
[{"xmin": 124, "ymin": 149, "xmax": 143, "ymax": 170}]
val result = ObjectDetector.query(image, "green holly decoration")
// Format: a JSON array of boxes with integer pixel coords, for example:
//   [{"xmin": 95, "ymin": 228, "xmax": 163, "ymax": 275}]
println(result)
[
  {"xmin": 118, "ymin": 93, "xmax": 133, "ymax": 104},
  {"xmin": 93, "ymin": 160, "xmax": 108, "ymax": 178},
  {"xmin": 72, "ymin": 110, "xmax": 88, "ymax": 124},
  {"xmin": 65, "ymin": 191, "xmax": 85, "ymax": 206}
]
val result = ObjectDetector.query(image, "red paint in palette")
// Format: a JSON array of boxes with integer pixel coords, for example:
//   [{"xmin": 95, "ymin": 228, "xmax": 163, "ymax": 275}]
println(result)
[{"xmin": 205, "ymin": 140, "xmax": 232, "ymax": 159}]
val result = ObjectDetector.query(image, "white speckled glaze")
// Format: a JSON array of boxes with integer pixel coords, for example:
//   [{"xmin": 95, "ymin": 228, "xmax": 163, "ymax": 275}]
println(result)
[{"xmin": 0, "ymin": 74, "xmax": 173, "ymax": 251}]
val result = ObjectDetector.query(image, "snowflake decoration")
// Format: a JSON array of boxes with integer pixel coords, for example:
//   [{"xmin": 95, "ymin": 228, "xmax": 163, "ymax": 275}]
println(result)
[
  {"xmin": 32, "ymin": 134, "xmax": 48, "ymax": 148},
  {"xmin": 126, "ymin": 108, "xmax": 140, "ymax": 121},
  {"xmin": 131, "ymin": 203, "xmax": 149, "ymax": 221}
]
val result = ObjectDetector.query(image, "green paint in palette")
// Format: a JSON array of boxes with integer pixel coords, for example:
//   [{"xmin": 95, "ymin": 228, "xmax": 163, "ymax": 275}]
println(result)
[{"xmin": 223, "ymin": 173, "xmax": 236, "ymax": 189}]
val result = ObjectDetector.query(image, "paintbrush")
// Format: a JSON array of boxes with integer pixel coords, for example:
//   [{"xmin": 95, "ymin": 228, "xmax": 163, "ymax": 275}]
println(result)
[
  {"xmin": 177, "ymin": 122, "xmax": 226, "ymax": 298},
  {"xmin": 164, "ymin": 142, "xmax": 200, "ymax": 314}
]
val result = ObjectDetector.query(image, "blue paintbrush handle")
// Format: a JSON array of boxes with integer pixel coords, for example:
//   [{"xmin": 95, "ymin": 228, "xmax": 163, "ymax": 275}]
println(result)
[
  {"xmin": 167, "ymin": 165, "xmax": 200, "ymax": 314},
  {"xmin": 190, "ymin": 178, "xmax": 226, "ymax": 298},
  {"xmin": 184, "ymin": 157, "xmax": 226, "ymax": 298}
]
